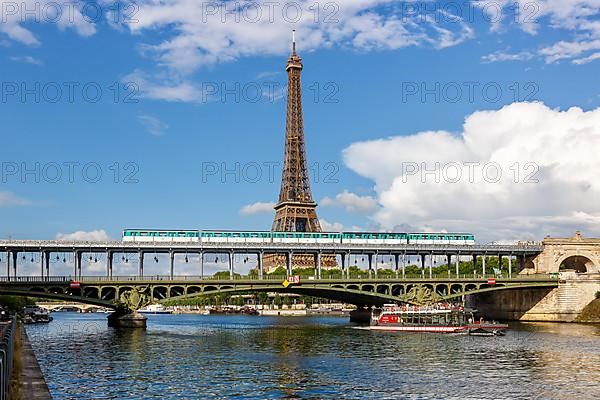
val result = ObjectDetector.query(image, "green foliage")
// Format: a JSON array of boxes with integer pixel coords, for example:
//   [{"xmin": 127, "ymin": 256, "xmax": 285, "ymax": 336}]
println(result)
[
  {"xmin": 269, "ymin": 267, "xmax": 288, "ymax": 276},
  {"xmin": 283, "ymin": 295, "xmax": 292, "ymax": 307},
  {"xmin": 273, "ymin": 294, "xmax": 282, "ymax": 309},
  {"xmin": 595, "ymin": 291, "xmax": 600, "ymax": 299},
  {"xmin": 213, "ymin": 271, "xmax": 241, "ymax": 279},
  {"xmin": 0, "ymin": 296, "xmax": 30, "ymax": 312}
]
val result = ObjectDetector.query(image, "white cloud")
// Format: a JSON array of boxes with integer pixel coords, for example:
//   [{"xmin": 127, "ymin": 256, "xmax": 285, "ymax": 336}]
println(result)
[
  {"xmin": 0, "ymin": 1, "xmax": 96, "ymax": 46},
  {"xmin": 0, "ymin": 191, "xmax": 32, "ymax": 206},
  {"xmin": 573, "ymin": 51, "xmax": 600, "ymax": 64},
  {"xmin": 116, "ymin": 0, "xmax": 474, "ymax": 98},
  {"xmin": 481, "ymin": 50, "xmax": 534, "ymax": 63},
  {"xmin": 55, "ymin": 230, "xmax": 112, "ymax": 241},
  {"xmin": 240, "ymin": 201, "xmax": 275, "ymax": 215},
  {"xmin": 321, "ymin": 190, "xmax": 378, "ymax": 214},
  {"xmin": 342, "ymin": 101, "xmax": 600, "ymax": 242},
  {"xmin": 320, "ymin": 218, "xmax": 344, "ymax": 232},
  {"xmin": 123, "ymin": 70, "xmax": 204, "ymax": 102},
  {"xmin": 476, "ymin": 1, "xmax": 600, "ymax": 64},
  {"xmin": 8, "ymin": 55, "xmax": 43, "ymax": 65},
  {"xmin": 137, "ymin": 114, "xmax": 168, "ymax": 136}
]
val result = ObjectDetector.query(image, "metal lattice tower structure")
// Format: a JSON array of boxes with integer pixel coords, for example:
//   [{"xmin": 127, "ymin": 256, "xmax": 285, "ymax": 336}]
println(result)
[{"xmin": 272, "ymin": 30, "xmax": 322, "ymax": 233}]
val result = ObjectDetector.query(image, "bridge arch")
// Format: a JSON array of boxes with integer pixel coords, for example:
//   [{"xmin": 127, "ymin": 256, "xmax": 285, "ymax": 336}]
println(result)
[{"xmin": 557, "ymin": 254, "xmax": 599, "ymax": 273}]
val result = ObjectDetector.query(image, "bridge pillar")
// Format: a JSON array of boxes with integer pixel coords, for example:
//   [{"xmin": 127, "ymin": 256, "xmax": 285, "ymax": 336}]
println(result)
[
  {"xmin": 107, "ymin": 251, "xmax": 113, "ymax": 278},
  {"xmin": 11, "ymin": 251, "xmax": 17, "ymax": 278},
  {"xmin": 508, "ymin": 255, "xmax": 512, "ymax": 278},
  {"xmin": 5, "ymin": 251, "xmax": 9, "ymax": 279},
  {"xmin": 40, "ymin": 251, "xmax": 45, "ymax": 278},
  {"xmin": 316, "ymin": 252, "xmax": 321, "ymax": 279},
  {"xmin": 138, "ymin": 251, "xmax": 144, "ymax": 278},
  {"xmin": 368, "ymin": 254, "xmax": 373, "ymax": 278},
  {"xmin": 498, "ymin": 254, "xmax": 502, "ymax": 276},
  {"xmin": 472, "ymin": 254, "xmax": 477, "ymax": 277},
  {"xmin": 482, "ymin": 254, "xmax": 486, "ymax": 277},
  {"xmin": 374, "ymin": 253, "xmax": 378, "ymax": 278},
  {"xmin": 340, "ymin": 253, "xmax": 346, "ymax": 277},
  {"xmin": 44, "ymin": 251, "xmax": 50, "ymax": 279},
  {"xmin": 455, "ymin": 253, "xmax": 460, "ymax": 277},
  {"xmin": 287, "ymin": 252, "xmax": 293, "ymax": 276},
  {"xmin": 394, "ymin": 254, "xmax": 399, "ymax": 279},
  {"xmin": 76, "ymin": 251, "xmax": 82, "ymax": 279},
  {"xmin": 229, "ymin": 251, "xmax": 234, "ymax": 279},
  {"xmin": 258, "ymin": 251, "xmax": 263, "ymax": 280},
  {"xmin": 420, "ymin": 254, "xmax": 426, "ymax": 278},
  {"xmin": 446, "ymin": 254, "xmax": 451, "ymax": 277},
  {"xmin": 200, "ymin": 251, "xmax": 204, "ymax": 278},
  {"xmin": 429, "ymin": 252, "xmax": 433, "ymax": 278},
  {"xmin": 169, "ymin": 251, "xmax": 174, "ymax": 280}
]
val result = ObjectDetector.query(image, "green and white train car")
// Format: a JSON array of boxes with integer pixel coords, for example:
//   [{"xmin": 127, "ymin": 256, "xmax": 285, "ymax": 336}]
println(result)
[{"xmin": 122, "ymin": 229, "xmax": 475, "ymax": 245}]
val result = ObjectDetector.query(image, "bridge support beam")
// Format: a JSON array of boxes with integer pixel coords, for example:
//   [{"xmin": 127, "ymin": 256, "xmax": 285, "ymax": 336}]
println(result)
[
  {"xmin": 498, "ymin": 254, "xmax": 502, "ymax": 276},
  {"xmin": 368, "ymin": 254, "xmax": 373, "ymax": 278},
  {"xmin": 482, "ymin": 254, "xmax": 486, "ymax": 277},
  {"xmin": 446, "ymin": 254, "xmax": 451, "ymax": 277},
  {"xmin": 455, "ymin": 254, "xmax": 460, "ymax": 277},
  {"xmin": 287, "ymin": 252, "xmax": 293, "ymax": 276},
  {"xmin": 420, "ymin": 254, "xmax": 425, "ymax": 277},
  {"xmin": 138, "ymin": 252, "xmax": 144, "ymax": 278},
  {"xmin": 472, "ymin": 254, "xmax": 477, "ymax": 277},
  {"xmin": 40, "ymin": 251, "xmax": 45, "ymax": 278},
  {"xmin": 11, "ymin": 251, "xmax": 17, "ymax": 278},
  {"xmin": 374, "ymin": 254, "xmax": 378, "ymax": 278},
  {"xmin": 394, "ymin": 254, "xmax": 399, "ymax": 279},
  {"xmin": 107, "ymin": 251, "xmax": 113, "ymax": 278},
  {"xmin": 429, "ymin": 252, "xmax": 433, "ymax": 278},
  {"xmin": 169, "ymin": 251, "xmax": 174, "ymax": 280},
  {"xmin": 316, "ymin": 252, "xmax": 321, "ymax": 279},
  {"xmin": 508, "ymin": 255, "xmax": 512, "ymax": 279},
  {"xmin": 5, "ymin": 251, "xmax": 10, "ymax": 279},
  {"xmin": 258, "ymin": 251, "xmax": 263, "ymax": 280},
  {"xmin": 229, "ymin": 252, "xmax": 234, "ymax": 279},
  {"xmin": 44, "ymin": 251, "xmax": 50, "ymax": 279}
]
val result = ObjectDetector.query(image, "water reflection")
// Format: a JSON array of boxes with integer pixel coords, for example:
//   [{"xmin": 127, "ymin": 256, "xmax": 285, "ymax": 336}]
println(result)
[{"xmin": 26, "ymin": 314, "xmax": 600, "ymax": 399}]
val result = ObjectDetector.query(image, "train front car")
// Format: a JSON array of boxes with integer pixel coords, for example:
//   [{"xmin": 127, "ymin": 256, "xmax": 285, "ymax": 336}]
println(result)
[{"xmin": 122, "ymin": 229, "xmax": 200, "ymax": 243}]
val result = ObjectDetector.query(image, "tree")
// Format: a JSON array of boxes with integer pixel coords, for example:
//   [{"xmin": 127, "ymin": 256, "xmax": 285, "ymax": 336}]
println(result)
[
  {"xmin": 257, "ymin": 292, "xmax": 269, "ymax": 306},
  {"xmin": 283, "ymin": 295, "xmax": 292, "ymax": 308},
  {"xmin": 273, "ymin": 294, "xmax": 282, "ymax": 309}
]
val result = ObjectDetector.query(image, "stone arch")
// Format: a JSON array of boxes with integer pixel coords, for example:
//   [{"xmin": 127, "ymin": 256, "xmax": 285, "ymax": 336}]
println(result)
[{"xmin": 558, "ymin": 255, "xmax": 598, "ymax": 273}]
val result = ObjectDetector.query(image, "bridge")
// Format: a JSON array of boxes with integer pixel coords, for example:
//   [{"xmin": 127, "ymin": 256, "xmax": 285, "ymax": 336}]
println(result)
[
  {"xmin": 1, "ymin": 235, "xmax": 598, "ymax": 327},
  {"xmin": 0, "ymin": 240, "xmax": 543, "ymax": 280},
  {"xmin": 0, "ymin": 274, "xmax": 558, "ymax": 311}
]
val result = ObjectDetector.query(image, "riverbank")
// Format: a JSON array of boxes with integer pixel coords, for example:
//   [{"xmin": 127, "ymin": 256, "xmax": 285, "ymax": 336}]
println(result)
[{"xmin": 16, "ymin": 325, "xmax": 52, "ymax": 399}]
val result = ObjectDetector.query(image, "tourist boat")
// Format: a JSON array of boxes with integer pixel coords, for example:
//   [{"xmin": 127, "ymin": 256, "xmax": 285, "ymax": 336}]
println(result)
[
  {"xmin": 22, "ymin": 306, "xmax": 53, "ymax": 324},
  {"xmin": 370, "ymin": 304, "xmax": 508, "ymax": 336},
  {"xmin": 138, "ymin": 304, "xmax": 172, "ymax": 315}
]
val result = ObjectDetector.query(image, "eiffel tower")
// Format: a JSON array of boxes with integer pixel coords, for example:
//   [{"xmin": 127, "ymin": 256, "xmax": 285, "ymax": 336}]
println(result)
[{"xmin": 266, "ymin": 30, "xmax": 336, "ymax": 272}]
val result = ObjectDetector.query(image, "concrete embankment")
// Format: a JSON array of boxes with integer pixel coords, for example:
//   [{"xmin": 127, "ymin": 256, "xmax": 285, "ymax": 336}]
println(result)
[
  {"xmin": 575, "ymin": 298, "xmax": 600, "ymax": 323},
  {"xmin": 16, "ymin": 325, "xmax": 52, "ymax": 399}
]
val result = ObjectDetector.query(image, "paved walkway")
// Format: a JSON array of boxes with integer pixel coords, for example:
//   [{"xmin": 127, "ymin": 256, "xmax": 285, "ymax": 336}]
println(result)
[{"xmin": 17, "ymin": 325, "xmax": 52, "ymax": 399}]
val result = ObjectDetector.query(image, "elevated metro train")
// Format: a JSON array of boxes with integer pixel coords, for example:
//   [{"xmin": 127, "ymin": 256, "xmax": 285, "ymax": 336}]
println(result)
[{"xmin": 122, "ymin": 230, "xmax": 476, "ymax": 245}]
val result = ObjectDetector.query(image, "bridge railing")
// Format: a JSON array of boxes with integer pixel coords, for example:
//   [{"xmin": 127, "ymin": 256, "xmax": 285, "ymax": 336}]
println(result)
[
  {"xmin": 0, "ymin": 317, "xmax": 16, "ymax": 400},
  {"xmin": 0, "ymin": 274, "xmax": 559, "ymax": 283}
]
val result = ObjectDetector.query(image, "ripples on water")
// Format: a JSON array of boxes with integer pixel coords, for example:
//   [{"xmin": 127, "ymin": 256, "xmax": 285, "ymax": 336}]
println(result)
[{"xmin": 26, "ymin": 313, "xmax": 600, "ymax": 399}]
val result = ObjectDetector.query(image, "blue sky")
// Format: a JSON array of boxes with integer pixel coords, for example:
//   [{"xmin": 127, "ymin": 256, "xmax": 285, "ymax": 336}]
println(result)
[{"xmin": 2, "ymin": 0, "xmax": 600, "ymax": 245}]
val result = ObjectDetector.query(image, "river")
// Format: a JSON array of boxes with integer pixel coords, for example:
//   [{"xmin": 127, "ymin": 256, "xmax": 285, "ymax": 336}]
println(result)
[{"xmin": 25, "ymin": 313, "xmax": 600, "ymax": 399}]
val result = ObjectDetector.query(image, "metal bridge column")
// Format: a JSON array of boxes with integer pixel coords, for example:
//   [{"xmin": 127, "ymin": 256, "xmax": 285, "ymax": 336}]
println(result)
[
  {"xmin": 44, "ymin": 251, "xmax": 50, "ymax": 279},
  {"xmin": 420, "ymin": 254, "xmax": 426, "ymax": 278},
  {"xmin": 482, "ymin": 254, "xmax": 486, "ymax": 277},
  {"xmin": 138, "ymin": 251, "xmax": 144, "ymax": 278},
  {"xmin": 11, "ymin": 251, "xmax": 18, "ymax": 278},
  {"xmin": 455, "ymin": 253, "xmax": 460, "ymax": 277},
  {"xmin": 229, "ymin": 251, "xmax": 234, "ymax": 280},
  {"xmin": 446, "ymin": 254, "xmax": 451, "ymax": 277},
  {"xmin": 374, "ymin": 253, "xmax": 378, "ymax": 278},
  {"xmin": 472, "ymin": 254, "xmax": 477, "ymax": 277},
  {"xmin": 75, "ymin": 251, "xmax": 82, "ymax": 280},
  {"xmin": 498, "ymin": 254, "xmax": 502, "ymax": 276},
  {"xmin": 508, "ymin": 255, "xmax": 512, "ymax": 279},
  {"xmin": 429, "ymin": 252, "xmax": 433, "ymax": 279},
  {"xmin": 107, "ymin": 251, "xmax": 113, "ymax": 279},
  {"xmin": 394, "ymin": 254, "xmax": 399, "ymax": 279},
  {"xmin": 40, "ymin": 251, "xmax": 45, "ymax": 278},
  {"xmin": 200, "ymin": 251, "xmax": 204, "ymax": 279},
  {"xmin": 316, "ymin": 252, "xmax": 321, "ymax": 279},
  {"xmin": 367, "ymin": 254, "xmax": 373, "ymax": 278},
  {"xmin": 287, "ymin": 252, "xmax": 293, "ymax": 276},
  {"xmin": 5, "ymin": 251, "xmax": 10, "ymax": 279},
  {"xmin": 402, "ymin": 252, "xmax": 406, "ymax": 278},
  {"xmin": 340, "ymin": 253, "xmax": 346, "ymax": 278},
  {"xmin": 258, "ymin": 251, "xmax": 263, "ymax": 280},
  {"xmin": 169, "ymin": 251, "xmax": 174, "ymax": 280}
]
